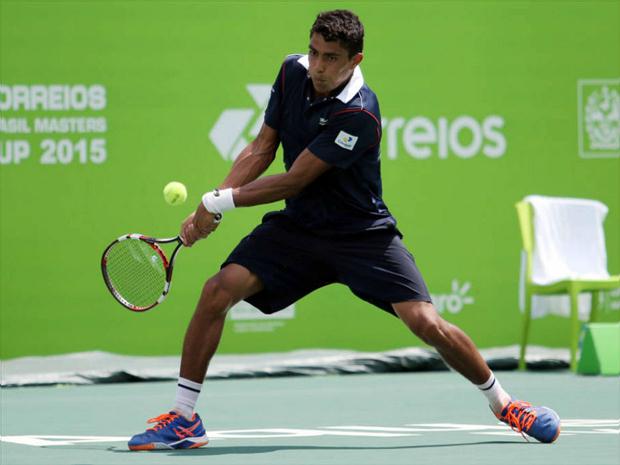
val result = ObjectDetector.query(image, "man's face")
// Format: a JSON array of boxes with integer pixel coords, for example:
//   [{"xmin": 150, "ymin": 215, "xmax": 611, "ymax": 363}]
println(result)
[{"xmin": 308, "ymin": 32, "xmax": 363, "ymax": 97}]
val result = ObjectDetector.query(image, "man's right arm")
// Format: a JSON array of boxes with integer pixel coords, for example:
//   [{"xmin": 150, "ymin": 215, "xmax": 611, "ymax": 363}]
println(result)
[
  {"xmin": 182, "ymin": 57, "xmax": 284, "ymax": 244},
  {"xmin": 180, "ymin": 123, "xmax": 278, "ymax": 244},
  {"xmin": 219, "ymin": 123, "xmax": 279, "ymax": 189},
  {"xmin": 217, "ymin": 55, "xmax": 288, "ymax": 188}
]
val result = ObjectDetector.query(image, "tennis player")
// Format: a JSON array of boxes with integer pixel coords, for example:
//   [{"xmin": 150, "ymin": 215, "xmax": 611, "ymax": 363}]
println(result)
[{"xmin": 128, "ymin": 10, "xmax": 560, "ymax": 450}]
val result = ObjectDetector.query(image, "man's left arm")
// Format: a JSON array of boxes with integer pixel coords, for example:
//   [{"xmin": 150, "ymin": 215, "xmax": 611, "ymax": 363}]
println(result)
[
  {"xmin": 187, "ymin": 149, "xmax": 330, "ymax": 244},
  {"xmin": 231, "ymin": 148, "xmax": 330, "ymax": 206},
  {"xmin": 224, "ymin": 109, "xmax": 379, "ymax": 207},
  {"xmin": 189, "ymin": 111, "xmax": 379, "ymax": 245}
]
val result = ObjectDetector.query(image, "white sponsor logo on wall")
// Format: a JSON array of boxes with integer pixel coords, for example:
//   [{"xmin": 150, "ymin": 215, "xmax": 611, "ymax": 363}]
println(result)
[
  {"xmin": 578, "ymin": 79, "xmax": 620, "ymax": 158},
  {"xmin": 229, "ymin": 301, "xmax": 295, "ymax": 320},
  {"xmin": 0, "ymin": 84, "xmax": 108, "ymax": 165},
  {"xmin": 431, "ymin": 280, "xmax": 475, "ymax": 314},
  {"xmin": 210, "ymin": 84, "xmax": 507, "ymax": 161},
  {"xmin": 229, "ymin": 301, "xmax": 295, "ymax": 334},
  {"xmin": 382, "ymin": 115, "xmax": 506, "ymax": 160},
  {"xmin": 209, "ymin": 84, "xmax": 271, "ymax": 161}
]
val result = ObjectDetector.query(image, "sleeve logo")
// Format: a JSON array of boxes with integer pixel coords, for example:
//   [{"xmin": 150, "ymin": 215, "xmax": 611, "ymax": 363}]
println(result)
[{"xmin": 334, "ymin": 130, "xmax": 358, "ymax": 151}]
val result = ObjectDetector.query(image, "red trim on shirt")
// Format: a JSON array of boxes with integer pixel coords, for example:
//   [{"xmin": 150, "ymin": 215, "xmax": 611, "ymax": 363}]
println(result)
[
  {"xmin": 333, "ymin": 108, "xmax": 381, "ymax": 127},
  {"xmin": 281, "ymin": 62, "xmax": 286, "ymax": 95},
  {"xmin": 333, "ymin": 108, "xmax": 382, "ymax": 148}
]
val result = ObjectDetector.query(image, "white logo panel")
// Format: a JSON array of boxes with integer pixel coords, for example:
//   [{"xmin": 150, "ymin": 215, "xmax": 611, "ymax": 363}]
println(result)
[
  {"xmin": 431, "ymin": 279, "xmax": 475, "ymax": 314},
  {"xmin": 334, "ymin": 130, "xmax": 358, "ymax": 151},
  {"xmin": 578, "ymin": 79, "xmax": 620, "ymax": 158},
  {"xmin": 209, "ymin": 84, "xmax": 271, "ymax": 161},
  {"xmin": 209, "ymin": 82, "xmax": 508, "ymax": 161},
  {"xmin": 381, "ymin": 115, "xmax": 506, "ymax": 160},
  {"xmin": 229, "ymin": 301, "xmax": 295, "ymax": 320},
  {"xmin": 229, "ymin": 301, "xmax": 296, "ymax": 334}
]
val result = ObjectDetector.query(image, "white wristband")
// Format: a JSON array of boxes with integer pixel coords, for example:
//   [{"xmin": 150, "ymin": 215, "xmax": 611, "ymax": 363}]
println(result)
[{"xmin": 202, "ymin": 188, "xmax": 235, "ymax": 215}]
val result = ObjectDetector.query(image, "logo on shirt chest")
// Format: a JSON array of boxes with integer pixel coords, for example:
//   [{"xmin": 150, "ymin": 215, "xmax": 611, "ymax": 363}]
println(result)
[
  {"xmin": 319, "ymin": 117, "xmax": 329, "ymax": 126},
  {"xmin": 334, "ymin": 130, "xmax": 359, "ymax": 151}
]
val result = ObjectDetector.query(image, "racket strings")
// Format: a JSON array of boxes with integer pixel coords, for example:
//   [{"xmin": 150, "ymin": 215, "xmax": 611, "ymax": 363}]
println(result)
[{"xmin": 105, "ymin": 239, "xmax": 167, "ymax": 308}]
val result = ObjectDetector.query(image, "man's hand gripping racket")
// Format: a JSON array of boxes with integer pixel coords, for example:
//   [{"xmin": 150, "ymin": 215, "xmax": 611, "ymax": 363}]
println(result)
[
  {"xmin": 101, "ymin": 206, "xmax": 222, "ymax": 311},
  {"xmin": 181, "ymin": 203, "xmax": 222, "ymax": 247}
]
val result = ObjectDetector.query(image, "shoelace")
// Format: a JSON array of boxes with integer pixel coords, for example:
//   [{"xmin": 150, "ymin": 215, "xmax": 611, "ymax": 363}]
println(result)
[
  {"xmin": 503, "ymin": 401, "xmax": 537, "ymax": 441},
  {"xmin": 146, "ymin": 412, "xmax": 179, "ymax": 432}
]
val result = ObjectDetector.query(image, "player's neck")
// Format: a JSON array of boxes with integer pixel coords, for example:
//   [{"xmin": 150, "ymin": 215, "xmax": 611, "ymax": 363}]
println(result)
[{"xmin": 311, "ymin": 73, "xmax": 353, "ymax": 101}]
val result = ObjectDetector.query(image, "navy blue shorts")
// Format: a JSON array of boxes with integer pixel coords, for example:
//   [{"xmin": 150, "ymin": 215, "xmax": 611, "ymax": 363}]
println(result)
[{"xmin": 222, "ymin": 213, "xmax": 432, "ymax": 316}]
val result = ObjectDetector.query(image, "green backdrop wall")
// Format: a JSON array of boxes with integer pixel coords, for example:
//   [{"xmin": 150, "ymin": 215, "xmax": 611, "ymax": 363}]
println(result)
[{"xmin": 1, "ymin": 0, "xmax": 619, "ymax": 359}]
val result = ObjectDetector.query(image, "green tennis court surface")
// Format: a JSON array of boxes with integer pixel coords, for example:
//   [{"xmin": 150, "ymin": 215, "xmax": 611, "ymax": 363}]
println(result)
[{"xmin": 1, "ymin": 372, "xmax": 618, "ymax": 465}]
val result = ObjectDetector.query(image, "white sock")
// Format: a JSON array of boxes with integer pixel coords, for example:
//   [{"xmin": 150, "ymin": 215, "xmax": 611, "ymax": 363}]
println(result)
[
  {"xmin": 174, "ymin": 377, "xmax": 202, "ymax": 419},
  {"xmin": 476, "ymin": 372, "xmax": 512, "ymax": 414}
]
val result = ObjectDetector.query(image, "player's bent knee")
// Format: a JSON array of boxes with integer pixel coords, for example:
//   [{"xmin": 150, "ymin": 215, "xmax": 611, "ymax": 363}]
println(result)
[
  {"xmin": 394, "ymin": 301, "xmax": 437, "ymax": 330},
  {"xmin": 394, "ymin": 302, "xmax": 448, "ymax": 345},
  {"xmin": 196, "ymin": 276, "xmax": 236, "ymax": 318}
]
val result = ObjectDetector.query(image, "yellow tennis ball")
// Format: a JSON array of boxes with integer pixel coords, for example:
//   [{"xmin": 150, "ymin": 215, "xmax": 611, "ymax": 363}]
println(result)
[{"xmin": 163, "ymin": 181, "xmax": 187, "ymax": 206}]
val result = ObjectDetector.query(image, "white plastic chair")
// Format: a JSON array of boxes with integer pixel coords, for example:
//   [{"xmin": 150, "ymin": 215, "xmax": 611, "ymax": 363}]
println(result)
[{"xmin": 516, "ymin": 195, "xmax": 620, "ymax": 370}]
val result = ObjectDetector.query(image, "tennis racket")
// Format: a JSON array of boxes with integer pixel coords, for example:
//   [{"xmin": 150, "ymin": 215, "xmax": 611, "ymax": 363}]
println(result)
[{"xmin": 101, "ymin": 234, "xmax": 184, "ymax": 312}]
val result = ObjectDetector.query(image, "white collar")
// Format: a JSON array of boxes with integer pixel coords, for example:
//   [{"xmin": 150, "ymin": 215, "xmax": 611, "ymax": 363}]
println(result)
[{"xmin": 297, "ymin": 54, "xmax": 364, "ymax": 104}]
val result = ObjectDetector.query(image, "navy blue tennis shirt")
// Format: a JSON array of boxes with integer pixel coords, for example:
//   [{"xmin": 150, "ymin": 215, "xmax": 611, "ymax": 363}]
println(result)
[{"xmin": 263, "ymin": 54, "xmax": 397, "ymax": 235}]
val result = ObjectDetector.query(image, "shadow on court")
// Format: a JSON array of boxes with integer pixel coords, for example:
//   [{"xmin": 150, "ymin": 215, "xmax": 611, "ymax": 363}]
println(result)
[{"xmin": 104, "ymin": 440, "xmax": 525, "ymax": 456}]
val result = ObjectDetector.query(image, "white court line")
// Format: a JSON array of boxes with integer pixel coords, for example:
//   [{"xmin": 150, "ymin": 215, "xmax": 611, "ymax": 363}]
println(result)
[
  {"xmin": 1, "ymin": 419, "xmax": 618, "ymax": 447},
  {"xmin": 0, "ymin": 435, "xmax": 130, "ymax": 447}
]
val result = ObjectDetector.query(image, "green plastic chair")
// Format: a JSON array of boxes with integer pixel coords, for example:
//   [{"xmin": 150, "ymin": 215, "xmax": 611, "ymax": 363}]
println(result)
[{"xmin": 516, "ymin": 198, "xmax": 620, "ymax": 371}]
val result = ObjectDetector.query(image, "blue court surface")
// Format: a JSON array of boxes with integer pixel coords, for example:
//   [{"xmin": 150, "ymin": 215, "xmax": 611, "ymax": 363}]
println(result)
[{"xmin": 1, "ymin": 371, "xmax": 618, "ymax": 465}]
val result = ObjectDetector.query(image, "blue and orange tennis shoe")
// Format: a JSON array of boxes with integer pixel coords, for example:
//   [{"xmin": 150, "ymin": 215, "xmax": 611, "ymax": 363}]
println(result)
[
  {"xmin": 128, "ymin": 411, "xmax": 209, "ymax": 450},
  {"xmin": 496, "ymin": 399, "xmax": 560, "ymax": 443}
]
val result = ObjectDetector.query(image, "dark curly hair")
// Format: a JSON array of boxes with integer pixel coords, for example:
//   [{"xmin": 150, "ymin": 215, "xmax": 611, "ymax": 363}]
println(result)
[{"xmin": 310, "ymin": 10, "xmax": 364, "ymax": 58}]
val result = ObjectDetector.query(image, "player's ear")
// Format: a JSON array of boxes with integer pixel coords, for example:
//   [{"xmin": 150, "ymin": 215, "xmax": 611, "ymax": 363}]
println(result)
[{"xmin": 350, "ymin": 52, "xmax": 363, "ymax": 67}]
